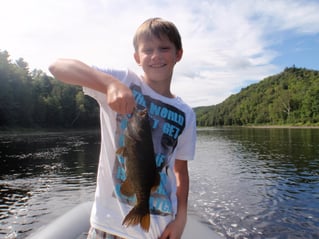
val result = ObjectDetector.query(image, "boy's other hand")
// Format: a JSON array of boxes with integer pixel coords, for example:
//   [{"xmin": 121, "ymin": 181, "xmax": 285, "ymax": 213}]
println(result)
[{"xmin": 106, "ymin": 81, "xmax": 136, "ymax": 115}]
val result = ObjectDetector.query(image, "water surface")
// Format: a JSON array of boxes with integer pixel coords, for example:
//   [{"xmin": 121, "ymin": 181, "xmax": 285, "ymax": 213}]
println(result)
[
  {"xmin": 0, "ymin": 131, "xmax": 99, "ymax": 238},
  {"xmin": 1, "ymin": 128, "xmax": 319, "ymax": 238},
  {"xmin": 189, "ymin": 128, "xmax": 319, "ymax": 238}
]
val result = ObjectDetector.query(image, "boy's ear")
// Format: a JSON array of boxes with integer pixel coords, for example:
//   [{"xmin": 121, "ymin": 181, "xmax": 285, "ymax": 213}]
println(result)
[
  {"xmin": 134, "ymin": 52, "xmax": 141, "ymax": 65},
  {"xmin": 176, "ymin": 49, "xmax": 183, "ymax": 62}
]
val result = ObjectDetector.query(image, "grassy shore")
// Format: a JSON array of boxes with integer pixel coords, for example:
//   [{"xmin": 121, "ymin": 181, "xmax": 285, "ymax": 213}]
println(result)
[
  {"xmin": 197, "ymin": 124, "xmax": 319, "ymax": 130},
  {"xmin": 245, "ymin": 125, "xmax": 319, "ymax": 129}
]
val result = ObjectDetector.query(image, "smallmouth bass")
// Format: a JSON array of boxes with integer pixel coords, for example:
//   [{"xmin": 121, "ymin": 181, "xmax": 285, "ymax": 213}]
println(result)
[{"xmin": 116, "ymin": 108, "xmax": 160, "ymax": 232}]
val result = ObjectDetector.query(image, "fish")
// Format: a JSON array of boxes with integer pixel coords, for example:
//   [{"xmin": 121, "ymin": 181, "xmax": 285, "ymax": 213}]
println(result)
[{"xmin": 116, "ymin": 108, "xmax": 160, "ymax": 232}]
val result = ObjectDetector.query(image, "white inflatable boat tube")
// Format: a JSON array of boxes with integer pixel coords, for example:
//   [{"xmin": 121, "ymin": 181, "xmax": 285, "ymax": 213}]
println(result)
[{"xmin": 27, "ymin": 202, "xmax": 223, "ymax": 239}]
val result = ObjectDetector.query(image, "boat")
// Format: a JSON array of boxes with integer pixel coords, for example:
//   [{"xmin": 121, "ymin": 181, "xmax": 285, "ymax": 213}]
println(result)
[{"xmin": 26, "ymin": 202, "xmax": 223, "ymax": 239}]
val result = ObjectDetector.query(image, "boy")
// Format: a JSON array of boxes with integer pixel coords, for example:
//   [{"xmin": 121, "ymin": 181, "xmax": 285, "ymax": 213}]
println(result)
[{"xmin": 49, "ymin": 18, "xmax": 196, "ymax": 239}]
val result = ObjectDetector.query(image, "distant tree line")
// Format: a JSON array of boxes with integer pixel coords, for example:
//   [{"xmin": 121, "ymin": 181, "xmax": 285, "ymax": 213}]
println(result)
[
  {"xmin": 0, "ymin": 50, "xmax": 99, "ymax": 129},
  {"xmin": 2, "ymin": 49, "xmax": 318, "ymax": 129},
  {"xmin": 196, "ymin": 66, "xmax": 319, "ymax": 126}
]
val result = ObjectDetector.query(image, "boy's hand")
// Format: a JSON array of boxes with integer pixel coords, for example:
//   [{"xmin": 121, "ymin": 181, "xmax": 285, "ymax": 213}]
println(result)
[
  {"xmin": 106, "ymin": 80, "xmax": 136, "ymax": 115},
  {"xmin": 159, "ymin": 218, "xmax": 185, "ymax": 239}
]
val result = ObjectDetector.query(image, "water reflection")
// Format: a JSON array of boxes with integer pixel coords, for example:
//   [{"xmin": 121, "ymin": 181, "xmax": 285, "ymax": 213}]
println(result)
[
  {"xmin": 189, "ymin": 127, "xmax": 319, "ymax": 238},
  {"xmin": 0, "ymin": 131, "xmax": 100, "ymax": 239}
]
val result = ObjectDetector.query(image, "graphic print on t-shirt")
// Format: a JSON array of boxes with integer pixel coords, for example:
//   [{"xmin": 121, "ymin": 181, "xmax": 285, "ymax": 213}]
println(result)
[{"xmin": 113, "ymin": 83, "xmax": 186, "ymax": 216}]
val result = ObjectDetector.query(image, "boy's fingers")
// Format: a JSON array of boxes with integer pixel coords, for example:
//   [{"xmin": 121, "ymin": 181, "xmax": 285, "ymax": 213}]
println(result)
[
  {"xmin": 126, "ymin": 101, "xmax": 136, "ymax": 114},
  {"xmin": 106, "ymin": 81, "xmax": 136, "ymax": 114},
  {"xmin": 108, "ymin": 95, "xmax": 135, "ymax": 115}
]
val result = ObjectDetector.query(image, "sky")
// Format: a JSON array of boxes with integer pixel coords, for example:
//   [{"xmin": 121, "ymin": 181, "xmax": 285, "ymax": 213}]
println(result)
[{"xmin": 1, "ymin": 0, "xmax": 319, "ymax": 107}]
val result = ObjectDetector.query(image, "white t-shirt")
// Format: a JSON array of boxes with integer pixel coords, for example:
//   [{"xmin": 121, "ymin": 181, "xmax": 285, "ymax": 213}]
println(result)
[{"xmin": 84, "ymin": 68, "xmax": 196, "ymax": 239}]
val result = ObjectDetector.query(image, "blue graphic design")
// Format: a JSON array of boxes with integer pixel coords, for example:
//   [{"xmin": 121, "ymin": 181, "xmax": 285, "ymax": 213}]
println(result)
[{"xmin": 113, "ymin": 83, "xmax": 186, "ymax": 216}]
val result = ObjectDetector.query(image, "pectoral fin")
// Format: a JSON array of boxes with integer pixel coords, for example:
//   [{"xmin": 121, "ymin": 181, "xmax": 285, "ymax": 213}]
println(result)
[
  {"xmin": 116, "ymin": 147, "xmax": 127, "ymax": 156},
  {"xmin": 151, "ymin": 173, "xmax": 161, "ymax": 193},
  {"xmin": 120, "ymin": 179, "xmax": 135, "ymax": 196}
]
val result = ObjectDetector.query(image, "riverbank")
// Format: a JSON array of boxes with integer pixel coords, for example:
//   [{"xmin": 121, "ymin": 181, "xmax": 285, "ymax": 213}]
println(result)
[
  {"xmin": 2, "ymin": 123, "xmax": 319, "ymax": 134},
  {"xmin": 0, "ymin": 127, "xmax": 100, "ymax": 135},
  {"xmin": 245, "ymin": 125, "xmax": 319, "ymax": 129},
  {"xmin": 197, "ymin": 125, "xmax": 319, "ymax": 130}
]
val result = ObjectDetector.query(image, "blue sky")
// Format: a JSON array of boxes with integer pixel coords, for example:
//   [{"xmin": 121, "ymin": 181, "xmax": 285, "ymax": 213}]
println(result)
[
  {"xmin": 1, "ymin": 0, "xmax": 319, "ymax": 107},
  {"xmin": 272, "ymin": 33, "xmax": 319, "ymax": 70}
]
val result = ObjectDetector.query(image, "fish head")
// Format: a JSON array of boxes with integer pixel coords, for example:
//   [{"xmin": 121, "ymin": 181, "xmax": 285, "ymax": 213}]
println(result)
[
  {"xmin": 127, "ymin": 108, "xmax": 150, "ymax": 138},
  {"xmin": 135, "ymin": 108, "xmax": 148, "ymax": 120}
]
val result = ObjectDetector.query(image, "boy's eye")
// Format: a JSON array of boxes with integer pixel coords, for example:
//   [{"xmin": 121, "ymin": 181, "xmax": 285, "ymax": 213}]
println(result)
[
  {"xmin": 160, "ymin": 47, "xmax": 170, "ymax": 52},
  {"xmin": 141, "ymin": 46, "xmax": 170, "ymax": 54},
  {"xmin": 143, "ymin": 48, "xmax": 153, "ymax": 54}
]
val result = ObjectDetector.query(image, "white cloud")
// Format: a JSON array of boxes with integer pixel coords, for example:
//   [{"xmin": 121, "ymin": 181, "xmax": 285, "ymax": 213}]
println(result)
[
  {"xmin": 252, "ymin": 0, "xmax": 319, "ymax": 33},
  {"xmin": 1, "ymin": 0, "xmax": 319, "ymax": 107}
]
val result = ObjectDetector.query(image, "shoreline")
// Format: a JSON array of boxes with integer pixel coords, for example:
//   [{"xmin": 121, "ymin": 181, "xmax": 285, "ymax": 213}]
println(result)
[
  {"xmin": 0, "ymin": 128, "xmax": 100, "ymax": 136},
  {"xmin": 197, "ymin": 125, "xmax": 319, "ymax": 129},
  {"xmin": 1, "ymin": 124, "xmax": 319, "ymax": 134},
  {"xmin": 245, "ymin": 125, "xmax": 319, "ymax": 129}
]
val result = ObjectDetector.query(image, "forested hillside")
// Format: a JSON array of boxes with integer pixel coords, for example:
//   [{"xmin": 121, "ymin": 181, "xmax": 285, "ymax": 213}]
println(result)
[
  {"xmin": 0, "ymin": 50, "xmax": 99, "ymax": 129},
  {"xmin": 196, "ymin": 67, "xmax": 319, "ymax": 126},
  {"xmin": 2, "ymin": 49, "xmax": 318, "ymax": 129}
]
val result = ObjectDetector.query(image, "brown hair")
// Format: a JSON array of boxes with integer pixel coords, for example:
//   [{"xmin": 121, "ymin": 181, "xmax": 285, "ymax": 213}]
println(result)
[{"xmin": 133, "ymin": 18, "xmax": 182, "ymax": 52}]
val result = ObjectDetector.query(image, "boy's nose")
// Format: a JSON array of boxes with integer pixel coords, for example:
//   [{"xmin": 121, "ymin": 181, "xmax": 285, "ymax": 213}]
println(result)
[{"xmin": 151, "ymin": 49, "xmax": 161, "ymax": 60}]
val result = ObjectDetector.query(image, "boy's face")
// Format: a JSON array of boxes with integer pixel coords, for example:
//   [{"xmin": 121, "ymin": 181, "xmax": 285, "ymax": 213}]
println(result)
[{"xmin": 134, "ymin": 35, "xmax": 183, "ymax": 85}]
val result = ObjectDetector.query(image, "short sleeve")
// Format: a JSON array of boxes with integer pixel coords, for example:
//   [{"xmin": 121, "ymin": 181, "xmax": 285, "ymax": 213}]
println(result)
[
  {"xmin": 83, "ymin": 67, "xmax": 129, "ymax": 104},
  {"xmin": 174, "ymin": 109, "xmax": 197, "ymax": 161}
]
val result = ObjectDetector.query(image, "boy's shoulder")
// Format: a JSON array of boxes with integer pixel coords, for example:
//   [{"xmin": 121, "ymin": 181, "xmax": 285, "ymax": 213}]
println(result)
[{"xmin": 174, "ymin": 96, "xmax": 195, "ymax": 117}]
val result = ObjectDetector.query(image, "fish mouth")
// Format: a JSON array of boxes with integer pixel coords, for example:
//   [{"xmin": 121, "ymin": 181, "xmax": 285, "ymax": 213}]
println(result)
[
  {"xmin": 136, "ymin": 108, "xmax": 148, "ymax": 117},
  {"xmin": 130, "ymin": 107, "xmax": 148, "ymax": 119}
]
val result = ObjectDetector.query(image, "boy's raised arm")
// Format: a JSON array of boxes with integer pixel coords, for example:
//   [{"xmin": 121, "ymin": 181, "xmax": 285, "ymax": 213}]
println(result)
[
  {"xmin": 49, "ymin": 58, "xmax": 135, "ymax": 114},
  {"xmin": 49, "ymin": 58, "xmax": 111, "ymax": 93}
]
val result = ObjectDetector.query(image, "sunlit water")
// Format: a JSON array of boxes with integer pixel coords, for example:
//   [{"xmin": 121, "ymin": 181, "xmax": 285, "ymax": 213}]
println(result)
[
  {"xmin": 0, "ymin": 131, "xmax": 99, "ymax": 239},
  {"xmin": 1, "ymin": 128, "xmax": 319, "ymax": 238},
  {"xmin": 189, "ymin": 128, "xmax": 319, "ymax": 239}
]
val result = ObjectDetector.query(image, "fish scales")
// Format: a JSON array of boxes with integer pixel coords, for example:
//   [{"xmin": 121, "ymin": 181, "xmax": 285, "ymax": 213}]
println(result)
[{"xmin": 116, "ymin": 108, "xmax": 160, "ymax": 232}]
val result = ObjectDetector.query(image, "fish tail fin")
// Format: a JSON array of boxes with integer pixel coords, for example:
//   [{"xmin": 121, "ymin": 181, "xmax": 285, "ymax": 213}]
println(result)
[
  {"xmin": 122, "ymin": 205, "xmax": 150, "ymax": 232},
  {"xmin": 140, "ymin": 213, "xmax": 150, "ymax": 232}
]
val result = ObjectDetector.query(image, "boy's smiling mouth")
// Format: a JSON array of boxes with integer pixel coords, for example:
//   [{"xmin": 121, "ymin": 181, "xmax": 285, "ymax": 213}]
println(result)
[{"xmin": 150, "ymin": 63, "xmax": 166, "ymax": 68}]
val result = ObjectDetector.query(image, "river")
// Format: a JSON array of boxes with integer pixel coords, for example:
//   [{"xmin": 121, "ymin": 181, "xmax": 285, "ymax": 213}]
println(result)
[{"xmin": 0, "ymin": 128, "xmax": 318, "ymax": 238}]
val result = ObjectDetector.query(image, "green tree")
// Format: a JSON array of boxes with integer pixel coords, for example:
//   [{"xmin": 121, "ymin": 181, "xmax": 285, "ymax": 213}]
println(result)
[
  {"xmin": 0, "ymin": 50, "xmax": 99, "ymax": 129},
  {"xmin": 195, "ymin": 67, "xmax": 319, "ymax": 126}
]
